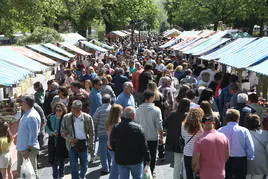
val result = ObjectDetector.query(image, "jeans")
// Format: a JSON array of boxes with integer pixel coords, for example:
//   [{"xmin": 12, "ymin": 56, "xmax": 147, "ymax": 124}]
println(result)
[
  {"xmin": 118, "ymin": 162, "xmax": 143, "ymax": 179},
  {"xmin": 109, "ymin": 150, "xmax": 119, "ymax": 179},
  {"xmin": 174, "ymin": 153, "xmax": 186, "ymax": 179},
  {"xmin": 147, "ymin": 141, "xmax": 158, "ymax": 173},
  {"xmin": 69, "ymin": 147, "xmax": 88, "ymax": 179},
  {"xmin": 98, "ymin": 135, "xmax": 111, "ymax": 172},
  {"xmin": 52, "ymin": 156, "xmax": 65, "ymax": 178}
]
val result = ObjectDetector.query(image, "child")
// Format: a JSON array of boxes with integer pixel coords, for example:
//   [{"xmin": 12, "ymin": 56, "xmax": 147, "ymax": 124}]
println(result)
[{"xmin": 0, "ymin": 122, "xmax": 13, "ymax": 179}]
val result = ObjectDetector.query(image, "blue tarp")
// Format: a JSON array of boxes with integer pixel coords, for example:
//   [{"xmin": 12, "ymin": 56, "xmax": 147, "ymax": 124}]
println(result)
[
  {"xmin": 191, "ymin": 38, "xmax": 231, "ymax": 56},
  {"xmin": 247, "ymin": 59, "xmax": 268, "ymax": 76},
  {"xmin": 0, "ymin": 47, "xmax": 48, "ymax": 72},
  {"xmin": 200, "ymin": 38, "xmax": 257, "ymax": 61},
  {"xmin": 0, "ymin": 59, "xmax": 31, "ymax": 86},
  {"xmin": 27, "ymin": 44, "xmax": 69, "ymax": 62},
  {"xmin": 81, "ymin": 41, "xmax": 108, "ymax": 52},
  {"xmin": 43, "ymin": 43, "xmax": 75, "ymax": 58},
  {"xmin": 218, "ymin": 37, "xmax": 268, "ymax": 68}
]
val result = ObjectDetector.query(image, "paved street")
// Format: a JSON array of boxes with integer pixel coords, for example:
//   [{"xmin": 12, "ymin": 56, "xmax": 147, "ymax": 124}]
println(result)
[{"xmin": 38, "ymin": 141, "xmax": 173, "ymax": 179}]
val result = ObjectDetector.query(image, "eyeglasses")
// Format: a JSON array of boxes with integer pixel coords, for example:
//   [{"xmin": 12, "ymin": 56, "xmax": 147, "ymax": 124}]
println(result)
[{"xmin": 55, "ymin": 109, "xmax": 62, "ymax": 112}]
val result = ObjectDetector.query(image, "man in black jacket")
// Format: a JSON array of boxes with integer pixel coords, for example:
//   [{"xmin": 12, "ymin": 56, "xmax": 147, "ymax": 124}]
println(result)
[{"xmin": 110, "ymin": 106, "xmax": 150, "ymax": 179}]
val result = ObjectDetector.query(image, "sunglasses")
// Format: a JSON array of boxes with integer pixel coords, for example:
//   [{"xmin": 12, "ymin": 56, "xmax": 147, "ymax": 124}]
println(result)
[{"xmin": 55, "ymin": 109, "xmax": 63, "ymax": 112}]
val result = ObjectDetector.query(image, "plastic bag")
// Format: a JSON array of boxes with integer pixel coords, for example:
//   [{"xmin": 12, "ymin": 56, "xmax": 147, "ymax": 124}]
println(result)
[
  {"xmin": 20, "ymin": 158, "xmax": 36, "ymax": 179},
  {"xmin": 143, "ymin": 165, "xmax": 153, "ymax": 179}
]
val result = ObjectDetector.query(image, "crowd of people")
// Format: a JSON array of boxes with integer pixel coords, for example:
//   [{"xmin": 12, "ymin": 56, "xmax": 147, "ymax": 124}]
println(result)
[{"xmin": 0, "ymin": 36, "xmax": 268, "ymax": 179}]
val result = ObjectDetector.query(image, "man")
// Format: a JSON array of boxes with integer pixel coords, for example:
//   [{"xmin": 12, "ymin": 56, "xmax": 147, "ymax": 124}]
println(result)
[
  {"xmin": 68, "ymin": 81, "xmax": 89, "ymax": 113},
  {"xmin": 80, "ymin": 66, "xmax": 97, "ymax": 82},
  {"xmin": 180, "ymin": 69, "xmax": 197, "ymax": 86},
  {"xmin": 16, "ymin": 95, "xmax": 41, "ymax": 178},
  {"xmin": 61, "ymin": 100, "xmax": 94, "ymax": 179},
  {"xmin": 93, "ymin": 94, "xmax": 112, "ymax": 175},
  {"xmin": 218, "ymin": 109, "xmax": 255, "ymax": 179},
  {"xmin": 89, "ymin": 77, "xmax": 103, "ymax": 116},
  {"xmin": 248, "ymin": 93, "xmax": 264, "ymax": 119},
  {"xmin": 132, "ymin": 62, "xmax": 143, "ymax": 92},
  {"xmin": 186, "ymin": 89, "xmax": 200, "ymax": 109},
  {"xmin": 198, "ymin": 63, "xmax": 216, "ymax": 85},
  {"xmin": 208, "ymin": 72, "xmax": 223, "ymax": 97},
  {"xmin": 111, "ymin": 106, "xmax": 150, "ymax": 179},
  {"xmin": 233, "ymin": 93, "xmax": 256, "ymax": 127},
  {"xmin": 192, "ymin": 116, "xmax": 229, "ymax": 179},
  {"xmin": 43, "ymin": 81, "xmax": 59, "ymax": 116},
  {"xmin": 218, "ymin": 82, "xmax": 240, "ymax": 119},
  {"xmin": 112, "ymin": 68, "xmax": 129, "ymax": 96},
  {"xmin": 115, "ymin": 81, "xmax": 136, "ymax": 109},
  {"xmin": 135, "ymin": 91, "xmax": 163, "ymax": 175}
]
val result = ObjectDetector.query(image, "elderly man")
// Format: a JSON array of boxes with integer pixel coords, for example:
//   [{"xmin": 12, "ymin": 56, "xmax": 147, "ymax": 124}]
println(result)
[
  {"xmin": 218, "ymin": 109, "xmax": 255, "ymax": 179},
  {"xmin": 233, "ymin": 93, "xmax": 256, "ymax": 127},
  {"xmin": 16, "ymin": 95, "xmax": 41, "ymax": 178},
  {"xmin": 111, "ymin": 106, "xmax": 150, "ymax": 179},
  {"xmin": 61, "ymin": 100, "xmax": 94, "ymax": 179},
  {"xmin": 135, "ymin": 91, "xmax": 163, "ymax": 176},
  {"xmin": 115, "ymin": 81, "xmax": 136, "ymax": 109},
  {"xmin": 93, "ymin": 94, "xmax": 112, "ymax": 175},
  {"xmin": 192, "ymin": 116, "xmax": 229, "ymax": 179}
]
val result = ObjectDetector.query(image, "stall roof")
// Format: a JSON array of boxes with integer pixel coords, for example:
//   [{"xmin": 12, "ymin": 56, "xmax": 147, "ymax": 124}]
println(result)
[
  {"xmin": 170, "ymin": 37, "xmax": 200, "ymax": 51},
  {"xmin": 247, "ymin": 59, "xmax": 268, "ymax": 76},
  {"xmin": 0, "ymin": 60, "xmax": 31, "ymax": 86},
  {"xmin": 163, "ymin": 28, "xmax": 181, "ymax": 37},
  {"xmin": 80, "ymin": 41, "xmax": 108, "ymax": 52},
  {"xmin": 60, "ymin": 42, "xmax": 91, "ymax": 56},
  {"xmin": 191, "ymin": 38, "xmax": 231, "ymax": 56},
  {"xmin": 159, "ymin": 37, "xmax": 181, "ymax": 49},
  {"xmin": 110, "ymin": 31, "xmax": 129, "ymax": 37},
  {"xmin": 60, "ymin": 33, "xmax": 87, "ymax": 45},
  {"xmin": 10, "ymin": 46, "xmax": 57, "ymax": 66},
  {"xmin": 0, "ymin": 47, "xmax": 48, "ymax": 72},
  {"xmin": 90, "ymin": 39, "xmax": 113, "ymax": 50},
  {"xmin": 200, "ymin": 38, "xmax": 257, "ymax": 61},
  {"xmin": 218, "ymin": 37, "xmax": 268, "ymax": 68},
  {"xmin": 43, "ymin": 43, "xmax": 75, "ymax": 58},
  {"xmin": 26, "ymin": 44, "xmax": 69, "ymax": 62},
  {"xmin": 178, "ymin": 31, "xmax": 201, "ymax": 37}
]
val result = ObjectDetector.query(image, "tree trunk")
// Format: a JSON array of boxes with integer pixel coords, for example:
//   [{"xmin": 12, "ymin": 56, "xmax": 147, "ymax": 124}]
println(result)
[
  {"xmin": 260, "ymin": 19, "xmax": 264, "ymax": 37},
  {"xmin": 213, "ymin": 21, "xmax": 218, "ymax": 31},
  {"xmin": 105, "ymin": 21, "xmax": 113, "ymax": 34}
]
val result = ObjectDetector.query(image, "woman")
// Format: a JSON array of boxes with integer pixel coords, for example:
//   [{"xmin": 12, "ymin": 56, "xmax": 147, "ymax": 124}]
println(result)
[
  {"xmin": 182, "ymin": 108, "xmax": 204, "ymax": 179},
  {"xmin": 0, "ymin": 122, "xmax": 13, "ymax": 179},
  {"xmin": 84, "ymin": 80, "xmax": 92, "ymax": 94},
  {"xmin": 159, "ymin": 76, "xmax": 175, "ymax": 119},
  {"xmin": 33, "ymin": 81, "xmax": 45, "ymax": 107},
  {"xmin": 200, "ymin": 101, "xmax": 220, "ymax": 129},
  {"xmin": 198, "ymin": 88, "xmax": 218, "ymax": 112},
  {"xmin": 101, "ymin": 76, "xmax": 116, "ymax": 102},
  {"xmin": 246, "ymin": 114, "xmax": 268, "ymax": 179},
  {"xmin": 51, "ymin": 86, "xmax": 69, "ymax": 108},
  {"xmin": 164, "ymin": 98, "xmax": 190, "ymax": 179},
  {"xmin": 105, "ymin": 104, "xmax": 123, "ymax": 179},
  {"xmin": 46, "ymin": 102, "xmax": 68, "ymax": 179}
]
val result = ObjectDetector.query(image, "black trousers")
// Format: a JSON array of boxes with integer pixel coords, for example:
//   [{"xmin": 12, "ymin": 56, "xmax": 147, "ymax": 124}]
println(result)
[
  {"xmin": 147, "ymin": 141, "xmax": 158, "ymax": 173},
  {"xmin": 184, "ymin": 155, "xmax": 199, "ymax": 179},
  {"xmin": 225, "ymin": 157, "xmax": 247, "ymax": 179}
]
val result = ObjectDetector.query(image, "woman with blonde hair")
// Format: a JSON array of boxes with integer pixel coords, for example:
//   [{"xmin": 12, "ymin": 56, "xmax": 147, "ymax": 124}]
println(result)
[
  {"xmin": 106, "ymin": 104, "xmax": 123, "ymax": 179},
  {"xmin": 181, "ymin": 108, "xmax": 204, "ymax": 179}
]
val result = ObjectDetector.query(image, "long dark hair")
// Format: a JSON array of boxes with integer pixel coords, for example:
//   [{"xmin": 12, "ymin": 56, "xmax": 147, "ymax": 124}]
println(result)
[
  {"xmin": 198, "ymin": 88, "xmax": 214, "ymax": 104},
  {"xmin": 176, "ymin": 84, "xmax": 190, "ymax": 102},
  {"xmin": 176, "ymin": 98, "xmax": 190, "ymax": 115}
]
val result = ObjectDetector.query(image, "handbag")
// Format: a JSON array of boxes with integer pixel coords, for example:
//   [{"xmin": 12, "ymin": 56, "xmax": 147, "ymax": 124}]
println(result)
[
  {"xmin": 143, "ymin": 165, "xmax": 153, "ymax": 179},
  {"xmin": 71, "ymin": 115, "xmax": 87, "ymax": 153},
  {"xmin": 178, "ymin": 131, "xmax": 197, "ymax": 153}
]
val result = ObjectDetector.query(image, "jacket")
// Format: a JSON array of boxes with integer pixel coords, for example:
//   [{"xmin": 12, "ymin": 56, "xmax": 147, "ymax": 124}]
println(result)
[
  {"xmin": 110, "ymin": 118, "xmax": 150, "ymax": 165},
  {"xmin": 46, "ymin": 115, "xmax": 68, "ymax": 164},
  {"xmin": 61, "ymin": 112, "xmax": 94, "ymax": 153},
  {"xmin": 135, "ymin": 103, "xmax": 163, "ymax": 141},
  {"xmin": 164, "ymin": 112, "xmax": 186, "ymax": 153},
  {"xmin": 233, "ymin": 103, "xmax": 256, "ymax": 127}
]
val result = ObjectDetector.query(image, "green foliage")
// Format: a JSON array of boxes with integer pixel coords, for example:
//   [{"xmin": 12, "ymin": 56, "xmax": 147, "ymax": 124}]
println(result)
[
  {"xmin": 16, "ymin": 27, "xmax": 63, "ymax": 45},
  {"xmin": 164, "ymin": 0, "xmax": 268, "ymax": 33}
]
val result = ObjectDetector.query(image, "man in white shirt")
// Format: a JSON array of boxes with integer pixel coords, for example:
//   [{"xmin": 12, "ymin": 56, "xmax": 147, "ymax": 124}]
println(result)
[{"xmin": 61, "ymin": 100, "xmax": 94, "ymax": 179}]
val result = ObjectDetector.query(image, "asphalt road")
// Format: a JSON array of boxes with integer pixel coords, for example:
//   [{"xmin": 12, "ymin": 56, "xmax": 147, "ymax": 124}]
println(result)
[{"xmin": 38, "ymin": 143, "xmax": 174, "ymax": 179}]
